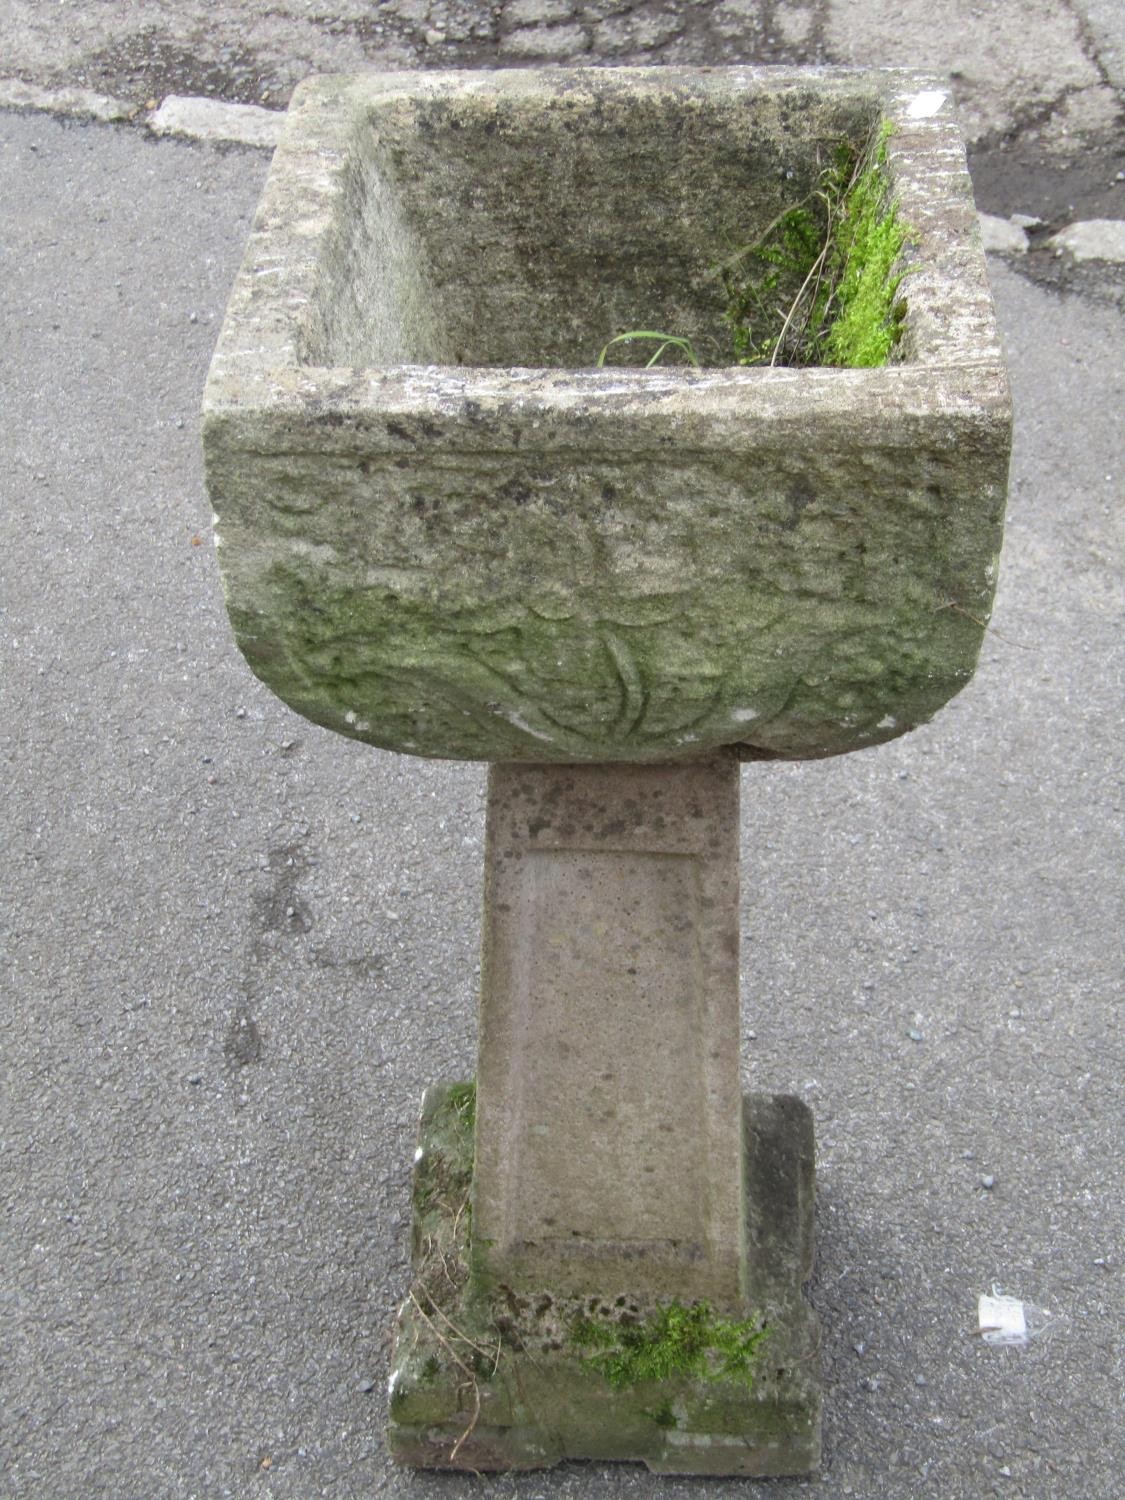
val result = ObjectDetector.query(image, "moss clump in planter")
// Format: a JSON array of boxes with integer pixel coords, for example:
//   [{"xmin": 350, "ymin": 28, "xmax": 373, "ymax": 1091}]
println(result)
[
  {"xmin": 720, "ymin": 123, "xmax": 912, "ymax": 369},
  {"xmin": 599, "ymin": 126, "xmax": 911, "ymax": 372},
  {"xmin": 572, "ymin": 1299, "xmax": 769, "ymax": 1391}
]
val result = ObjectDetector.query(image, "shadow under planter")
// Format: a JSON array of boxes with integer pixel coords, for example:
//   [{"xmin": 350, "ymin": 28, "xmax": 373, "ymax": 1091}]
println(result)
[{"xmin": 202, "ymin": 65, "xmax": 1011, "ymax": 1478}]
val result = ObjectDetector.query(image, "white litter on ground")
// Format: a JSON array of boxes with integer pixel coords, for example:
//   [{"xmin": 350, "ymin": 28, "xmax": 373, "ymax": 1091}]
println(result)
[
  {"xmin": 977, "ymin": 1288, "xmax": 1060, "ymax": 1347},
  {"xmin": 978, "ymin": 1293, "xmax": 1028, "ymax": 1345}
]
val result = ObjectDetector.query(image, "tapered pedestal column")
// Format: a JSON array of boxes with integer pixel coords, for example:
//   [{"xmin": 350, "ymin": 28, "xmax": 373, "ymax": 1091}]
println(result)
[{"xmin": 473, "ymin": 758, "xmax": 746, "ymax": 1306}]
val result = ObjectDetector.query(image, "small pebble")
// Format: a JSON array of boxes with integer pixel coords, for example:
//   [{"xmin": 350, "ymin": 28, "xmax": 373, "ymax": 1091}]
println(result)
[
  {"xmin": 981, "ymin": 1174, "xmax": 996, "ymax": 1190},
  {"xmin": 908, "ymin": 1027, "xmax": 925, "ymax": 1042},
  {"xmin": 358, "ymin": 1377, "xmax": 376, "ymax": 1393},
  {"xmin": 853, "ymin": 1341, "xmax": 866, "ymax": 1356},
  {"xmin": 915, "ymin": 1373, "xmax": 927, "ymax": 1386}
]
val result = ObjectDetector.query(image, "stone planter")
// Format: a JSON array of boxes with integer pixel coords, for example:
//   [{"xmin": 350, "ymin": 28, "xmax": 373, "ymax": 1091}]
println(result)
[
  {"xmin": 203, "ymin": 65, "xmax": 1010, "ymax": 1476},
  {"xmin": 203, "ymin": 66, "xmax": 1009, "ymax": 767}
]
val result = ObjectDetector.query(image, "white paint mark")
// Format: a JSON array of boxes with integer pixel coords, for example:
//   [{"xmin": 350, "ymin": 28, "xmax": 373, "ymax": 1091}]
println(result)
[{"xmin": 906, "ymin": 90, "xmax": 948, "ymax": 119}]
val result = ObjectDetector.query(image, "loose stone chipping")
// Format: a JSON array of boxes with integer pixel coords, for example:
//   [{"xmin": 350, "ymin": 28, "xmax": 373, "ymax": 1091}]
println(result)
[{"xmin": 203, "ymin": 67, "xmax": 1011, "ymax": 766}]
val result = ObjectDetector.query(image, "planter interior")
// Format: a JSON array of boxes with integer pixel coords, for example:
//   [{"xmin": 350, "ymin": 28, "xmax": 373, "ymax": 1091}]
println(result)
[{"xmin": 303, "ymin": 80, "xmax": 880, "ymax": 369}]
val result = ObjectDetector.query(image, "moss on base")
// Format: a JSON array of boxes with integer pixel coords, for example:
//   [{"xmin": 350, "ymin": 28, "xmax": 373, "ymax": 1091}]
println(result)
[
  {"xmin": 386, "ymin": 1084, "xmax": 820, "ymax": 1476},
  {"xmin": 571, "ymin": 1299, "xmax": 769, "ymax": 1390}
]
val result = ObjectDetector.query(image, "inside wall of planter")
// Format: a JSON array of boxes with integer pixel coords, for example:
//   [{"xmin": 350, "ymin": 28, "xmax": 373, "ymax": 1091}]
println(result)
[{"xmin": 301, "ymin": 80, "xmax": 885, "ymax": 369}]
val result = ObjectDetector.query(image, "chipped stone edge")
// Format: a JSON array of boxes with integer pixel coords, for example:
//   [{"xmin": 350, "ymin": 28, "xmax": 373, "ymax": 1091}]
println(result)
[{"xmin": 0, "ymin": 78, "xmax": 285, "ymax": 149}]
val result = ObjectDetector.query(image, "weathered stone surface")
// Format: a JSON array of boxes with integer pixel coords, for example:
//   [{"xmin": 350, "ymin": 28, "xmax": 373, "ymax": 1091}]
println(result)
[
  {"xmin": 0, "ymin": 77, "xmax": 133, "ymax": 122},
  {"xmin": 203, "ymin": 67, "xmax": 1010, "ymax": 764},
  {"xmin": 473, "ymin": 759, "xmax": 745, "ymax": 1305},
  {"xmin": 387, "ymin": 1084, "xmax": 819, "ymax": 1476}
]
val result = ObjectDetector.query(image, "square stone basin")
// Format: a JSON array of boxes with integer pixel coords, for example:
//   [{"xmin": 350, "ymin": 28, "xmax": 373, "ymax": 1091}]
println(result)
[{"xmin": 203, "ymin": 66, "xmax": 1010, "ymax": 763}]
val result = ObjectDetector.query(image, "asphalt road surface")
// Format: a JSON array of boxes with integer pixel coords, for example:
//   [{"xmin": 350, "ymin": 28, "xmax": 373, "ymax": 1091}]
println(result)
[{"xmin": 1, "ymin": 79, "xmax": 1122, "ymax": 1500}]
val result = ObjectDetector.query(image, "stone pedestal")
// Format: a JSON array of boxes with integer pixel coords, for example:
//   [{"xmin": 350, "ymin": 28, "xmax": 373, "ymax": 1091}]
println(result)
[
  {"xmin": 203, "ymin": 60, "xmax": 1011, "ymax": 1487},
  {"xmin": 387, "ymin": 761, "xmax": 820, "ymax": 1475},
  {"xmin": 474, "ymin": 759, "xmax": 745, "ymax": 1306}
]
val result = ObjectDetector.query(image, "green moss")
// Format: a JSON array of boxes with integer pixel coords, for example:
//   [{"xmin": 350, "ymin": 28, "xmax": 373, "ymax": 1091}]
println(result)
[
  {"xmin": 648, "ymin": 1399, "xmax": 678, "ymax": 1429},
  {"xmin": 572, "ymin": 1300, "xmax": 769, "ymax": 1391},
  {"xmin": 445, "ymin": 1081, "xmax": 476, "ymax": 1133},
  {"xmin": 822, "ymin": 127, "xmax": 912, "ymax": 367},
  {"xmin": 720, "ymin": 122, "xmax": 912, "ymax": 369},
  {"xmin": 388, "ymin": 1085, "xmax": 821, "ymax": 1472}
]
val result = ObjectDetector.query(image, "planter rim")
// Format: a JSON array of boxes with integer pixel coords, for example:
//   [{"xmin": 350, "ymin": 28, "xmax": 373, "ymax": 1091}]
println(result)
[{"xmin": 203, "ymin": 64, "xmax": 1008, "ymax": 422}]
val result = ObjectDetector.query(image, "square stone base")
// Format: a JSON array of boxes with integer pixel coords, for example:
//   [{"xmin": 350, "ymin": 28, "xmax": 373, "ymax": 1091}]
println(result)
[{"xmin": 386, "ymin": 1085, "xmax": 820, "ymax": 1476}]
